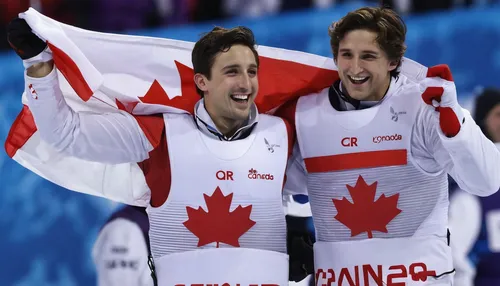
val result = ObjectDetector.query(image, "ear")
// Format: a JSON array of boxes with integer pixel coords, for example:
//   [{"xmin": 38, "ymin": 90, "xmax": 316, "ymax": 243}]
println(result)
[
  {"xmin": 194, "ymin": 73, "xmax": 209, "ymax": 93},
  {"xmin": 388, "ymin": 60, "xmax": 399, "ymax": 71}
]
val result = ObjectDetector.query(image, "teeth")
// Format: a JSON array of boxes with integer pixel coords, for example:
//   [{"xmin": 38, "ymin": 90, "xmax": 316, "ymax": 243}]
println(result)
[
  {"xmin": 349, "ymin": 75, "xmax": 368, "ymax": 81},
  {"xmin": 232, "ymin": 94, "xmax": 249, "ymax": 100}
]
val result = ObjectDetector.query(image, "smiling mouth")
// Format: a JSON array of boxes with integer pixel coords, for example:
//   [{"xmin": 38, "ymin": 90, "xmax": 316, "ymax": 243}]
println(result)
[
  {"xmin": 348, "ymin": 75, "xmax": 370, "ymax": 85},
  {"xmin": 230, "ymin": 94, "xmax": 250, "ymax": 103}
]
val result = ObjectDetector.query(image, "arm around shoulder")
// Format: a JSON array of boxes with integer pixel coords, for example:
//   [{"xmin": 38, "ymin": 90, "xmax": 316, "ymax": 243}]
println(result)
[{"xmin": 284, "ymin": 142, "xmax": 308, "ymax": 196}]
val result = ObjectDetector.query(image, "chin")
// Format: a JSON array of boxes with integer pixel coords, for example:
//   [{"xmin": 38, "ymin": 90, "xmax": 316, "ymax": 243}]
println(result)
[
  {"xmin": 348, "ymin": 92, "xmax": 368, "ymax": 101},
  {"xmin": 231, "ymin": 110, "xmax": 249, "ymax": 120},
  {"xmin": 238, "ymin": 112, "xmax": 250, "ymax": 121}
]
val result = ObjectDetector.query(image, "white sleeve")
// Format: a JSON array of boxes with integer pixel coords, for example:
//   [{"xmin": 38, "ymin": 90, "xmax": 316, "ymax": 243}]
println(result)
[
  {"xmin": 92, "ymin": 218, "xmax": 153, "ymax": 286},
  {"xmin": 449, "ymin": 189, "xmax": 481, "ymax": 286},
  {"xmin": 25, "ymin": 68, "xmax": 153, "ymax": 164},
  {"xmin": 412, "ymin": 106, "xmax": 500, "ymax": 196},
  {"xmin": 284, "ymin": 142, "xmax": 308, "ymax": 196}
]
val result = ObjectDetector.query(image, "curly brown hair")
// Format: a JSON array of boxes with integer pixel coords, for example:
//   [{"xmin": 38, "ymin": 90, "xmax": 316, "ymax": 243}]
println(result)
[
  {"xmin": 192, "ymin": 26, "xmax": 259, "ymax": 97},
  {"xmin": 329, "ymin": 7, "xmax": 407, "ymax": 78}
]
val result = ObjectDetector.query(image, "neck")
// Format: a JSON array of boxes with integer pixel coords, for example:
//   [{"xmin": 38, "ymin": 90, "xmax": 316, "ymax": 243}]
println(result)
[
  {"xmin": 204, "ymin": 103, "xmax": 246, "ymax": 137},
  {"xmin": 375, "ymin": 76, "xmax": 392, "ymax": 101},
  {"xmin": 212, "ymin": 116, "xmax": 245, "ymax": 138}
]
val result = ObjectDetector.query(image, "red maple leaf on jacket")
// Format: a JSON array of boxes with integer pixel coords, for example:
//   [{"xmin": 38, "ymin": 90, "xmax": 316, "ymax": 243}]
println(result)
[
  {"xmin": 332, "ymin": 175, "xmax": 402, "ymax": 238},
  {"xmin": 183, "ymin": 187, "xmax": 256, "ymax": 248}
]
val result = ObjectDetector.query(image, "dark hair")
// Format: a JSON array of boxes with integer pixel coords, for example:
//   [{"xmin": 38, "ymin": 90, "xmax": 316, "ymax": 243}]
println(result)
[
  {"xmin": 474, "ymin": 88, "xmax": 500, "ymax": 140},
  {"xmin": 328, "ymin": 7, "xmax": 407, "ymax": 78},
  {"xmin": 192, "ymin": 26, "xmax": 259, "ymax": 97}
]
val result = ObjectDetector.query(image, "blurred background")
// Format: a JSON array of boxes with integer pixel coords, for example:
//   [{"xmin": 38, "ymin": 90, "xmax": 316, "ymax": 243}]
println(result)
[{"xmin": 1, "ymin": 0, "xmax": 500, "ymax": 285}]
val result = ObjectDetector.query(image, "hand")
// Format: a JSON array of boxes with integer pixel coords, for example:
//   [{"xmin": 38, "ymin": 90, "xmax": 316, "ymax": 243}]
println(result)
[
  {"xmin": 7, "ymin": 17, "xmax": 47, "ymax": 60},
  {"xmin": 421, "ymin": 65, "xmax": 464, "ymax": 137}
]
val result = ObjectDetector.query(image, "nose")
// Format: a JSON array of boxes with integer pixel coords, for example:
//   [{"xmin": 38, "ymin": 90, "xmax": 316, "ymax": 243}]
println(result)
[
  {"xmin": 237, "ymin": 73, "xmax": 251, "ymax": 91},
  {"xmin": 350, "ymin": 58, "xmax": 364, "ymax": 75}
]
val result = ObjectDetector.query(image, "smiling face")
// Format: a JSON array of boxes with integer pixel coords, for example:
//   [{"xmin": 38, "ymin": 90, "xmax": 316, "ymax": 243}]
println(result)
[
  {"xmin": 329, "ymin": 7, "xmax": 407, "ymax": 102},
  {"xmin": 336, "ymin": 29, "xmax": 397, "ymax": 101},
  {"xmin": 194, "ymin": 44, "xmax": 258, "ymax": 124}
]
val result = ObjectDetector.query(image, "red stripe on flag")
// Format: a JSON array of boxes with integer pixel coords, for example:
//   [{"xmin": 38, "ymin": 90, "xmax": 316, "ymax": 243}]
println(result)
[
  {"xmin": 137, "ymin": 131, "xmax": 172, "ymax": 207},
  {"xmin": 304, "ymin": 149, "xmax": 407, "ymax": 173},
  {"xmin": 48, "ymin": 42, "xmax": 93, "ymax": 101},
  {"xmin": 256, "ymin": 56, "xmax": 338, "ymax": 113},
  {"xmin": 5, "ymin": 105, "xmax": 38, "ymax": 158}
]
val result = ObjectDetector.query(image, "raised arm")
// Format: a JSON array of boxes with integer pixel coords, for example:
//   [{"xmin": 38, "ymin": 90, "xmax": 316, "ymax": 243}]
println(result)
[
  {"xmin": 9, "ymin": 18, "xmax": 159, "ymax": 164},
  {"xmin": 413, "ymin": 77, "xmax": 500, "ymax": 196},
  {"xmin": 26, "ymin": 62, "xmax": 155, "ymax": 163}
]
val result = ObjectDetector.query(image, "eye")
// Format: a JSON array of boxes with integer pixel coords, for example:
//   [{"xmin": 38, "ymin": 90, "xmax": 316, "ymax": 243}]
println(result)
[
  {"xmin": 248, "ymin": 69, "xmax": 257, "ymax": 76},
  {"xmin": 226, "ymin": 69, "xmax": 237, "ymax": 75},
  {"xmin": 341, "ymin": 52, "xmax": 352, "ymax": 58},
  {"xmin": 362, "ymin": 54, "xmax": 376, "ymax": 60}
]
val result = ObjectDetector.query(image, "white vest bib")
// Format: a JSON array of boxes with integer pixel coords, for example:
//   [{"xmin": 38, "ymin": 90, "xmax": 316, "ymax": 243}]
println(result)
[
  {"xmin": 296, "ymin": 78, "xmax": 453, "ymax": 285},
  {"xmin": 147, "ymin": 113, "xmax": 290, "ymax": 286}
]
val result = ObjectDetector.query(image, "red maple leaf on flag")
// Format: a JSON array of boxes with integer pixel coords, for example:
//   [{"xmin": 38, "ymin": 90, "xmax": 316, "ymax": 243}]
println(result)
[
  {"xmin": 332, "ymin": 175, "xmax": 402, "ymax": 238},
  {"xmin": 138, "ymin": 60, "xmax": 199, "ymax": 114},
  {"xmin": 115, "ymin": 60, "xmax": 198, "ymax": 114},
  {"xmin": 183, "ymin": 187, "xmax": 256, "ymax": 248}
]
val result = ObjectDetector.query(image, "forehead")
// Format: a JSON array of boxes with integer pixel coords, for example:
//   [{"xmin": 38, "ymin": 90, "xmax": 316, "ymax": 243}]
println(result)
[
  {"xmin": 339, "ymin": 29, "xmax": 381, "ymax": 52},
  {"xmin": 211, "ymin": 44, "xmax": 257, "ymax": 69}
]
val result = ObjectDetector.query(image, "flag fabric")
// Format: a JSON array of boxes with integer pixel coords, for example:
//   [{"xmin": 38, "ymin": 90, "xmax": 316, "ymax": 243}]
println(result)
[{"xmin": 4, "ymin": 8, "xmax": 431, "ymax": 206}]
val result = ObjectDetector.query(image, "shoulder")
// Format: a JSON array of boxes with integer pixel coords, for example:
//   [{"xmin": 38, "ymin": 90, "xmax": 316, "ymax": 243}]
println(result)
[
  {"xmin": 259, "ymin": 113, "xmax": 289, "ymax": 132},
  {"xmin": 297, "ymin": 87, "xmax": 330, "ymax": 106},
  {"xmin": 257, "ymin": 114, "xmax": 294, "ymax": 153}
]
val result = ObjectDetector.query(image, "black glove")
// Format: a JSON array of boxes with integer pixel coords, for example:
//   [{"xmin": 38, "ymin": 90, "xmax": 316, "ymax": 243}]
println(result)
[
  {"xmin": 286, "ymin": 215, "xmax": 315, "ymax": 282},
  {"xmin": 7, "ymin": 17, "xmax": 47, "ymax": 60}
]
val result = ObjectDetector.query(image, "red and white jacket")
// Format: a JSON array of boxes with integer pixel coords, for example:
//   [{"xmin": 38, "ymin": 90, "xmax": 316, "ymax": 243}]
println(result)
[{"xmin": 280, "ymin": 71, "xmax": 500, "ymax": 285}]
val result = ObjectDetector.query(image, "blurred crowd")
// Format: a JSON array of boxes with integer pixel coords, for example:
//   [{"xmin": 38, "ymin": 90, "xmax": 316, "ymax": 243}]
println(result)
[{"xmin": 1, "ymin": 0, "xmax": 498, "ymax": 51}]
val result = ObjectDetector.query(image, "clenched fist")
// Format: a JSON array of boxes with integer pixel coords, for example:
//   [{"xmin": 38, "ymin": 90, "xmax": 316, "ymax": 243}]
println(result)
[
  {"xmin": 7, "ymin": 17, "xmax": 47, "ymax": 60},
  {"xmin": 421, "ymin": 65, "xmax": 464, "ymax": 137}
]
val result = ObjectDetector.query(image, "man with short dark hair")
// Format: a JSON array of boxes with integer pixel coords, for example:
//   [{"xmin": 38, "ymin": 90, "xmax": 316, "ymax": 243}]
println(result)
[{"xmin": 7, "ymin": 18, "xmax": 308, "ymax": 285}]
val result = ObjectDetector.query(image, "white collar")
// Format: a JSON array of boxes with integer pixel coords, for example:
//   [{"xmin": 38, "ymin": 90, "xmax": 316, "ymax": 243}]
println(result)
[
  {"xmin": 193, "ymin": 99, "xmax": 259, "ymax": 141},
  {"xmin": 338, "ymin": 76, "xmax": 401, "ymax": 110}
]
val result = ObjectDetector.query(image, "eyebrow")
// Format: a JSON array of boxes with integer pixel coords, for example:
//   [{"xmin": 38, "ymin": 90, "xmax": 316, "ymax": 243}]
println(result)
[
  {"xmin": 221, "ymin": 63, "xmax": 258, "ymax": 71},
  {"xmin": 339, "ymin": 48, "xmax": 379, "ymax": 55}
]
